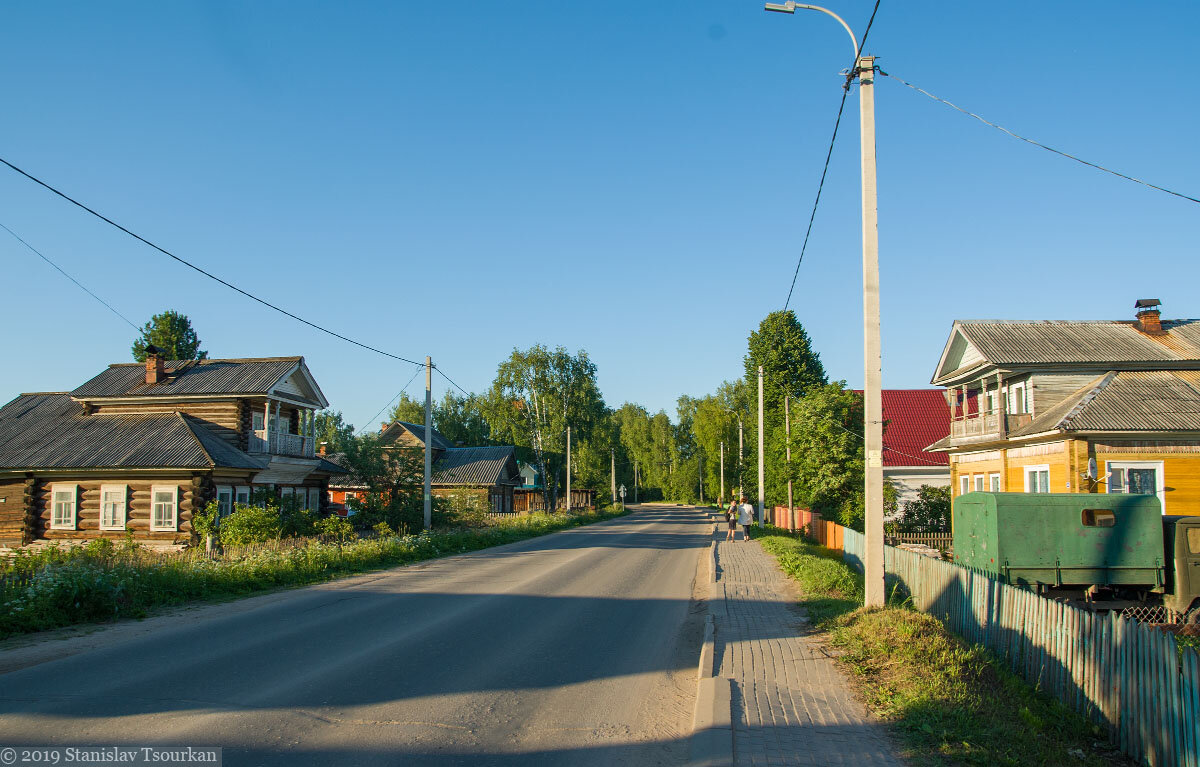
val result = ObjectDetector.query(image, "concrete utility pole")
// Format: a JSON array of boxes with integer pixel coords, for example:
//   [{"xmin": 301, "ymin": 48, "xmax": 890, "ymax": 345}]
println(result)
[
  {"xmin": 757, "ymin": 365, "xmax": 765, "ymax": 525},
  {"xmin": 566, "ymin": 425, "xmax": 571, "ymax": 512},
  {"xmin": 698, "ymin": 452, "xmax": 704, "ymax": 504},
  {"xmin": 719, "ymin": 440, "xmax": 725, "ymax": 504},
  {"xmin": 634, "ymin": 460, "xmax": 639, "ymax": 503},
  {"xmin": 786, "ymin": 393, "xmax": 794, "ymax": 529},
  {"xmin": 424, "ymin": 356, "xmax": 432, "ymax": 531},
  {"xmin": 738, "ymin": 418, "xmax": 744, "ymax": 499},
  {"xmin": 611, "ymin": 448, "xmax": 617, "ymax": 506},
  {"xmin": 764, "ymin": 1, "xmax": 884, "ymax": 607}
]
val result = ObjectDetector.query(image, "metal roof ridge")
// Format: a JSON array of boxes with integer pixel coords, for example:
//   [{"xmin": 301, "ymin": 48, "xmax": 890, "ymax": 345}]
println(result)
[
  {"xmin": 106, "ymin": 356, "xmax": 305, "ymax": 368},
  {"xmin": 1057, "ymin": 372, "xmax": 1119, "ymax": 431},
  {"xmin": 177, "ymin": 413, "xmax": 217, "ymax": 469}
]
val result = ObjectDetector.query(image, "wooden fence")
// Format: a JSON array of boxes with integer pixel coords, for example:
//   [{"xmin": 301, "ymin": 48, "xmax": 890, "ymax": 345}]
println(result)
[
  {"xmin": 884, "ymin": 532, "xmax": 953, "ymax": 552},
  {"xmin": 512, "ymin": 488, "xmax": 596, "ymax": 514},
  {"xmin": 835, "ymin": 526, "xmax": 1199, "ymax": 767}
]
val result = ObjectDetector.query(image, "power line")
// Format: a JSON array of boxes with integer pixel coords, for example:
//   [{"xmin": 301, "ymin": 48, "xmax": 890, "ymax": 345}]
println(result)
[
  {"xmin": 0, "ymin": 156, "xmax": 428, "ymax": 365},
  {"xmin": 0, "ymin": 220, "xmax": 140, "ymax": 331},
  {"xmin": 434, "ymin": 366, "xmax": 471, "ymax": 398},
  {"xmin": 782, "ymin": 0, "xmax": 882, "ymax": 311},
  {"xmin": 358, "ymin": 366, "xmax": 423, "ymax": 433},
  {"xmin": 876, "ymin": 69, "xmax": 1200, "ymax": 206}
]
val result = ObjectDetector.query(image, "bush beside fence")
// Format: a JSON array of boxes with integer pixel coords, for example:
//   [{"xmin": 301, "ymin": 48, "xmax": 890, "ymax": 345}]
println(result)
[{"xmin": 823, "ymin": 525, "xmax": 1199, "ymax": 767}]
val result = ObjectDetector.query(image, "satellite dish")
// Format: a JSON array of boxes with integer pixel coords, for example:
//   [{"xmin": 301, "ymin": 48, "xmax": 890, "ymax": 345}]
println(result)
[{"xmin": 1087, "ymin": 458, "xmax": 1098, "ymax": 481}]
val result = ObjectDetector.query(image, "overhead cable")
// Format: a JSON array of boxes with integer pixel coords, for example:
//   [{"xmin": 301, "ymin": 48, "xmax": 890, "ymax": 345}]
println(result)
[
  {"xmin": 0, "ymin": 156, "xmax": 427, "ymax": 365},
  {"xmin": 0, "ymin": 220, "xmax": 140, "ymax": 331},
  {"xmin": 876, "ymin": 69, "xmax": 1200, "ymax": 206}
]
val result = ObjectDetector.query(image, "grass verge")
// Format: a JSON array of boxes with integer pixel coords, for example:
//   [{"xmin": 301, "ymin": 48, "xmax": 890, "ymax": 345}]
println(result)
[
  {"xmin": 0, "ymin": 507, "xmax": 628, "ymax": 640},
  {"xmin": 755, "ymin": 528, "xmax": 1131, "ymax": 767}
]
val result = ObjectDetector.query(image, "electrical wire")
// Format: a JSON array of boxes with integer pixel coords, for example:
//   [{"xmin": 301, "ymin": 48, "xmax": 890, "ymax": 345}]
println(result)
[
  {"xmin": 782, "ymin": 0, "xmax": 882, "ymax": 311},
  {"xmin": 0, "ymin": 156, "xmax": 427, "ymax": 364},
  {"xmin": 434, "ymin": 366, "xmax": 472, "ymax": 398},
  {"xmin": 876, "ymin": 69, "xmax": 1200, "ymax": 206},
  {"xmin": 0, "ymin": 220, "xmax": 140, "ymax": 331},
  {"xmin": 358, "ymin": 366, "xmax": 423, "ymax": 433}
]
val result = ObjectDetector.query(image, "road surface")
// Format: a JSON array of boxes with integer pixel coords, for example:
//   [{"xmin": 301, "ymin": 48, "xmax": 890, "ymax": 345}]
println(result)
[{"xmin": 0, "ymin": 506, "xmax": 709, "ymax": 765}]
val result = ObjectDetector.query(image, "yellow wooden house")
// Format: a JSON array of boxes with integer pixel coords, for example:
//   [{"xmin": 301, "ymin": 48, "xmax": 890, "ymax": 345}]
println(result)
[{"xmin": 926, "ymin": 300, "xmax": 1200, "ymax": 516}]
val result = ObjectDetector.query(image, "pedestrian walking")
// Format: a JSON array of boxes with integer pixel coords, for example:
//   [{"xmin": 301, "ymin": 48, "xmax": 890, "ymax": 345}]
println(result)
[
  {"xmin": 737, "ymin": 495, "xmax": 754, "ymax": 541},
  {"xmin": 725, "ymin": 498, "xmax": 737, "ymax": 542}
]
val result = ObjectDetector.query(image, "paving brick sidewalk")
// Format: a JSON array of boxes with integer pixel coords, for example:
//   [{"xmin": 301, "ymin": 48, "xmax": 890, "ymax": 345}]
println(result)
[{"xmin": 711, "ymin": 531, "xmax": 904, "ymax": 767}]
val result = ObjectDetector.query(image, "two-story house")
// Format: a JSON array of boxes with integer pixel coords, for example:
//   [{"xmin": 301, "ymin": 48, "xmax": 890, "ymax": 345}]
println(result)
[
  {"xmin": 925, "ymin": 300, "xmax": 1200, "ymax": 516},
  {"xmin": 0, "ymin": 349, "xmax": 345, "ymax": 548}
]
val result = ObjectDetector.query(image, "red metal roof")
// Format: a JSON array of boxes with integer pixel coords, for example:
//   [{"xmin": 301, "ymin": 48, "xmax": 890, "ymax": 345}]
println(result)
[{"xmin": 854, "ymin": 389, "xmax": 950, "ymax": 467}]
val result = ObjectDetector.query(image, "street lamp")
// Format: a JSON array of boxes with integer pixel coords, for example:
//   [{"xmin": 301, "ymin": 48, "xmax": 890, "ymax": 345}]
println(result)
[{"xmin": 765, "ymin": 1, "xmax": 885, "ymax": 609}]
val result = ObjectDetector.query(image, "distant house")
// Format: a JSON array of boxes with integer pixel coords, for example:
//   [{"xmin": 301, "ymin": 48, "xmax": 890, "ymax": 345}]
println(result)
[
  {"xmin": 855, "ymin": 389, "xmax": 952, "ymax": 505},
  {"xmin": 926, "ymin": 299, "xmax": 1200, "ymax": 516},
  {"xmin": 518, "ymin": 461, "xmax": 541, "ymax": 488},
  {"xmin": 0, "ymin": 350, "xmax": 346, "ymax": 548}
]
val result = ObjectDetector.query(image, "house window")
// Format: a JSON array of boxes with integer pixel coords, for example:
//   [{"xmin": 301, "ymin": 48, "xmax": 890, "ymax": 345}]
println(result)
[
  {"xmin": 216, "ymin": 486, "xmax": 233, "ymax": 517},
  {"xmin": 151, "ymin": 485, "xmax": 178, "ymax": 531},
  {"xmin": 973, "ymin": 475, "xmax": 985, "ymax": 491},
  {"xmin": 235, "ymin": 486, "xmax": 251, "ymax": 506},
  {"xmin": 1106, "ymin": 460, "xmax": 1166, "ymax": 513},
  {"xmin": 988, "ymin": 473, "xmax": 1001, "ymax": 492},
  {"xmin": 99, "ymin": 484, "xmax": 127, "ymax": 530},
  {"xmin": 959, "ymin": 476, "xmax": 970, "ymax": 496},
  {"xmin": 1024, "ymin": 465, "xmax": 1051, "ymax": 493},
  {"xmin": 51, "ymin": 484, "xmax": 78, "ymax": 530},
  {"xmin": 308, "ymin": 488, "xmax": 320, "ymax": 511},
  {"xmin": 1009, "ymin": 383, "xmax": 1027, "ymax": 415},
  {"xmin": 984, "ymin": 390, "xmax": 996, "ymax": 414},
  {"xmin": 253, "ymin": 411, "xmax": 265, "ymax": 431}
]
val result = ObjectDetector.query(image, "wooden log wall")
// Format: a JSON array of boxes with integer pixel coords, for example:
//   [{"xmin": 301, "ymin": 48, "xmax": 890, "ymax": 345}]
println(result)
[
  {"xmin": 31, "ymin": 478, "xmax": 195, "ymax": 543},
  {"xmin": 0, "ymin": 479, "xmax": 28, "ymax": 547}
]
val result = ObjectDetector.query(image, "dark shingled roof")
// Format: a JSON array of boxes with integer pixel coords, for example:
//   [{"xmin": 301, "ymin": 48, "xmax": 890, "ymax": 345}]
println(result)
[
  {"xmin": 432, "ymin": 446, "xmax": 520, "ymax": 487},
  {"xmin": 71, "ymin": 357, "xmax": 308, "ymax": 400},
  {"xmin": 380, "ymin": 421, "xmax": 455, "ymax": 452},
  {"xmin": 0, "ymin": 393, "xmax": 263, "ymax": 470}
]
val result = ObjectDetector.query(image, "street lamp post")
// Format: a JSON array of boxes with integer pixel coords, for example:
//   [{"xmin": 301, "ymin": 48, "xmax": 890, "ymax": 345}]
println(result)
[{"xmin": 765, "ymin": 0, "xmax": 885, "ymax": 608}]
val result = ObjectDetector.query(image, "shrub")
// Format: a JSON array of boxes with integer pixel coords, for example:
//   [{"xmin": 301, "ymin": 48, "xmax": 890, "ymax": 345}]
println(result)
[
  {"xmin": 218, "ymin": 504, "xmax": 283, "ymax": 545},
  {"xmin": 315, "ymin": 515, "xmax": 355, "ymax": 546}
]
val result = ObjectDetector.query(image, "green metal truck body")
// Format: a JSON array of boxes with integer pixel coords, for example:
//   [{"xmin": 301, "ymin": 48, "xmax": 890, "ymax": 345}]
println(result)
[{"xmin": 953, "ymin": 493, "xmax": 1165, "ymax": 588}]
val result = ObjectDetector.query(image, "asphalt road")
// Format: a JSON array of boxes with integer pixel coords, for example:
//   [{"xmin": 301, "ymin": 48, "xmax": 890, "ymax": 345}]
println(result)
[{"xmin": 0, "ymin": 506, "xmax": 709, "ymax": 766}]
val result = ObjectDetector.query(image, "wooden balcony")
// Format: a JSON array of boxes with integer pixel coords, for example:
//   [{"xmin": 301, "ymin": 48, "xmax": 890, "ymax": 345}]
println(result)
[
  {"xmin": 248, "ymin": 430, "xmax": 316, "ymax": 457},
  {"xmin": 949, "ymin": 413, "xmax": 1033, "ymax": 444}
]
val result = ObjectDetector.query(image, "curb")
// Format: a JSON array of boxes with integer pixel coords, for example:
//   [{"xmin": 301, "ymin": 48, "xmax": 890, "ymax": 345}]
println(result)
[{"xmin": 689, "ymin": 613, "xmax": 732, "ymax": 767}]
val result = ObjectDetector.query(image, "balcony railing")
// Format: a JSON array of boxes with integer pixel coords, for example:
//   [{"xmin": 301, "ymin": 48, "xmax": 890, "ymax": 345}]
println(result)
[
  {"xmin": 949, "ymin": 413, "xmax": 1034, "ymax": 443},
  {"xmin": 249, "ymin": 430, "xmax": 315, "ymax": 457}
]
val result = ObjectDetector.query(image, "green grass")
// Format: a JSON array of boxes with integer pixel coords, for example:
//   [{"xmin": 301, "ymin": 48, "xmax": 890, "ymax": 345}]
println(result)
[
  {"xmin": 0, "ymin": 507, "xmax": 628, "ymax": 640},
  {"xmin": 754, "ymin": 527, "xmax": 1132, "ymax": 767}
]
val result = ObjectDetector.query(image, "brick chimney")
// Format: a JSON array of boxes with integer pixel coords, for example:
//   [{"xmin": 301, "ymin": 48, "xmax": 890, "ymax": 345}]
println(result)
[
  {"xmin": 380, "ymin": 421, "xmax": 389, "ymax": 433},
  {"xmin": 318, "ymin": 442, "xmax": 327, "ymax": 457},
  {"xmin": 1134, "ymin": 298, "xmax": 1164, "ymax": 335},
  {"xmin": 144, "ymin": 345, "xmax": 165, "ymax": 384}
]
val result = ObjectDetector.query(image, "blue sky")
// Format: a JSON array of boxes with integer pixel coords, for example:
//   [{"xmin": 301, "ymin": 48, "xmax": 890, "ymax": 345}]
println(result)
[{"xmin": 1, "ymin": 1, "xmax": 1197, "ymax": 429}]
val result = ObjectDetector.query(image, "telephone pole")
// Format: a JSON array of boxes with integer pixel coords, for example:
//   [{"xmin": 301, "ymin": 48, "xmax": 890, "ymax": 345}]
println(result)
[
  {"xmin": 764, "ymin": 1, "xmax": 884, "ymax": 607},
  {"xmin": 423, "ymin": 356, "xmax": 432, "ymax": 531},
  {"xmin": 634, "ymin": 460, "xmax": 639, "ymax": 503},
  {"xmin": 611, "ymin": 448, "xmax": 617, "ymax": 507},
  {"xmin": 757, "ymin": 365, "xmax": 765, "ymax": 525},
  {"xmin": 698, "ymin": 452, "xmax": 704, "ymax": 504},
  {"xmin": 719, "ymin": 440, "xmax": 725, "ymax": 504},
  {"xmin": 786, "ymin": 393, "xmax": 794, "ymax": 529},
  {"xmin": 566, "ymin": 425, "xmax": 571, "ymax": 512}
]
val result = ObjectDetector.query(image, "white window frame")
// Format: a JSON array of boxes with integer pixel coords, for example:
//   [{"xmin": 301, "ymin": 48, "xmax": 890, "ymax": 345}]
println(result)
[
  {"xmin": 216, "ymin": 485, "xmax": 234, "ymax": 517},
  {"xmin": 99, "ymin": 484, "xmax": 127, "ymax": 531},
  {"xmin": 150, "ymin": 485, "xmax": 179, "ymax": 532},
  {"xmin": 1105, "ymin": 460, "xmax": 1166, "ymax": 514},
  {"xmin": 973, "ymin": 474, "xmax": 985, "ymax": 492},
  {"xmin": 1009, "ymin": 382, "xmax": 1027, "ymax": 415},
  {"xmin": 308, "ymin": 487, "xmax": 320, "ymax": 511},
  {"xmin": 235, "ymin": 485, "xmax": 251, "ymax": 506},
  {"xmin": 959, "ymin": 475, "xmax": 970, "ymax": 496},
  {"xmin": 281, "ymin": 487, "xmax": 295, "ymax": 500},
  {"xmin": 252, "ymin": 411, "xmax": 265, "ymax": 430},
  {"xmin": 50, "ymin": 483, "xmax": 78, "ymax": 530},
  {"xmin": 988, "ymin": 473, "xmax": 1001, "ymax": 492},
  {"xmin": 1024, "ymin": 464, "xmax": 1051, "ymax": 493}
]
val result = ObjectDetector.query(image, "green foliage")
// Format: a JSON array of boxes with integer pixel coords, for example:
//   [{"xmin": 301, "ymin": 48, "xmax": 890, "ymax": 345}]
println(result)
[
  {"xmin": 780, "ymin": 383, "xmax": 866, "ymax": 528},
  {"xmin": 314, "ymin": 410, "xmax": 356, "ymax": 454},
  {"xmin": 131, "ymin": 309, "xmax": 206, "ymax": 362},
  {"xmin": 315, "ymin": 515, "xmax": 355, "ymax": 545},
  {"xmin": 388, "ymin": 392, "xmax": 426, "ymax": 428},
  {"xmin": 0, "ymin": 506, "xmax": 630, "ymax": 639},
  {"xmin": 218, "ymin": 504, "xmax": 282, "ymax": 545},
  {"xmin": 888, "ymin": 485, "xmax": 952, "ymax": 534},
  {"xmin": 438, "ymin": 489, "xmax": 489, "ymax": 528}
]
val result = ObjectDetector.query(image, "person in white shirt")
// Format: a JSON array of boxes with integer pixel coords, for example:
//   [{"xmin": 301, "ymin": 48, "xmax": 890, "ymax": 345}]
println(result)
[{"xmin": 736, "ymin": 495, "xmax": 754, "ymax": 542}]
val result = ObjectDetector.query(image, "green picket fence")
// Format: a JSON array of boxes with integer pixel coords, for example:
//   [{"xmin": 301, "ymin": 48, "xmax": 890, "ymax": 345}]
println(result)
[{"xmin": 841, "ymin": 527, "xmax": 1200, "ymax": 767}]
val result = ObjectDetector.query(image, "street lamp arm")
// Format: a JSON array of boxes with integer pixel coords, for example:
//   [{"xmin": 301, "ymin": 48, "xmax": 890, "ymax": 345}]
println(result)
[{"xmin": 764, "ymin": 2, "xmax": 859, "ymax": 61}]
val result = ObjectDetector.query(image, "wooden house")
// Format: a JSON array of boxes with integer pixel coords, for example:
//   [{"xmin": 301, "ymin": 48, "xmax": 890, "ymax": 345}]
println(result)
[
  {"xmin": 926, "ymin": 300, "xmax": 1200, "ymax": 516},
  {"xmin": 855, "ymin": 389, "xmax": 951, "ymax": 504},
  {"xmin": 0, "ymin": 350, "xmax": 346, "ymax": 548}
]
